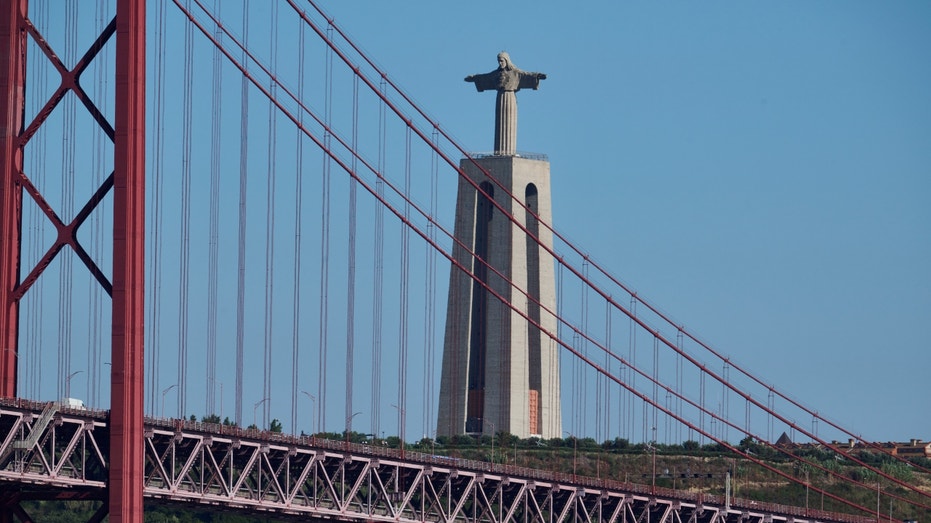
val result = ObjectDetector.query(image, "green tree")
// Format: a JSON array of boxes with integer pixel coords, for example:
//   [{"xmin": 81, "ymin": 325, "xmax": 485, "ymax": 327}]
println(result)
[
  {"xmin": 451, "ymin": 434, "xmax": 474, "ymax": 446},
  {"xmin": 270, "ymin": 418, "xmax": 283, "ymax": 433},
  {"xmin": 496, "ymin": 431, "xmax": 519, "ymax": 448}
]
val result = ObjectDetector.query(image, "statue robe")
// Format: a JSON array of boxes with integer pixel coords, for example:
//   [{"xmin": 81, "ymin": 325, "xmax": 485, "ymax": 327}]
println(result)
[{"xmin": 466, "ymin": 68, "xmax": 545, "ymax": 154}]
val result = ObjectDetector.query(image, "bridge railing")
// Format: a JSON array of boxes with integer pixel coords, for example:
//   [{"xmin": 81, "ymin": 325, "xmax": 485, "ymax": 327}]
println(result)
[
  {"xmin": 0, "ymin": 399, "xmax": 887, "ymax": 523},
  {"xmin": 149, "ymin": 413, "xmax": 883, "ymax": 523}
]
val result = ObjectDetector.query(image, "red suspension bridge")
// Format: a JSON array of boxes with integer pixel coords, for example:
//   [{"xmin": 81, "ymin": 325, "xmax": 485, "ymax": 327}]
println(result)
[{"xmin": 0, "ymin": 1, "xmax": 928, "ymax": 522}]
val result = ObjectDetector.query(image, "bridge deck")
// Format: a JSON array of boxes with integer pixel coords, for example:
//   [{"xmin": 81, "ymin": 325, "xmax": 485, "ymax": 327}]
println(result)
[{"xmin": 0, "ymin": 399, "xmax": 878, "ymax": 523}]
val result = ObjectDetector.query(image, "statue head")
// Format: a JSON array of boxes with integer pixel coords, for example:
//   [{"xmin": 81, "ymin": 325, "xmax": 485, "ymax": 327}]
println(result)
[{"xmin": 497, "ymin": 51, "xmax": 514, "ymax": 70}]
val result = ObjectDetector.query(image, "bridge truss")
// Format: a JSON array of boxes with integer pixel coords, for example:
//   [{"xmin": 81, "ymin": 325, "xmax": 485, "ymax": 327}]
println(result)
[{"xmin": 0, "ymin": 400, "xmax": 880, "ymax": 523}]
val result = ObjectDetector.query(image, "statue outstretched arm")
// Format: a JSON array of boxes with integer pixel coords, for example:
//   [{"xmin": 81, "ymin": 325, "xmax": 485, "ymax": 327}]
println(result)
[
  {"xmin": 465, "ymin": 70, "xmax": 500, "ymax": 92},
  {"xmin": 518, "ymin": 71, "xmax": 546, "ymax": 90}
]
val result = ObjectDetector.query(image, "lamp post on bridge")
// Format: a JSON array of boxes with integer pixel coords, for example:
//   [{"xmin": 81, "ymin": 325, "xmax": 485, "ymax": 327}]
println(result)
[
  {"xmin": 651, "ymin": 426, "xmax": 658, "ymax": 494},
  {"xmin": 564, "ymin": 431, "xmax": 577, "ymax": 479},
  {"xmin": 301, "ymin": 390, "xmax": 316, "ymax": 436},
  {"xmin": 161, "ymin": 384, "xmax": 177, "ymax": 418},
  {"xmin": 253, "ymin": 397, "xmax": 270, "ymax": 429},
  {"xmin": 65, "ymin": 370, "xmax": 83, "ymax": 400},
  {"xmin": 391, "ymin": 403, "xmax": 406, "ymax": 458},
  {"xmin": 876, "ymin": 482, "xmax": 879, "ymax": 523},
  {"xmin": 345, "ymin": 411, "xmax": 362, "ymax": 444},
  {"xmin": 486, "ymin": 420, "xmax": 496, "ymax": 465},
  {"xmin": 208, "ymin": 378, "xmax": 223, "ymax": 420},
  {"xmin": 804, "ymin": 468, "xmax": 810, "ymax": 513}
]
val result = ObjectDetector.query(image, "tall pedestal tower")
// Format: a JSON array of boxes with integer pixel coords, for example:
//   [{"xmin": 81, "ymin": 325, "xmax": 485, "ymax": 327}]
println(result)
[{"xmin": 437, "ymin": 52, "xmax": 561, "ymax": 439}]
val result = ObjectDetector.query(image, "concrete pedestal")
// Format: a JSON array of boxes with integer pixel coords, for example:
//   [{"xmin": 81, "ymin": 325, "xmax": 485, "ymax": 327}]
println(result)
[{"xmin": 437, "ymin": 156, "xmax": 561, "ymax": 439}]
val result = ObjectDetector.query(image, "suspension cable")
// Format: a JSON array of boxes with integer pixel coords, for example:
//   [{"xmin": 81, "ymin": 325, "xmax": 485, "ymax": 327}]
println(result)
[
  {"xmin": 57, "ymin": 0, "xmax": 78, "ymax": 402},
  {"xmin": 261, "ymin": 0, "xmax": 279, "ymax": 431},
  {"xmin": 345, "ymin": 73, "xmax": 359, "ymax": 437},
  {"xmin": 397, "ymin": 126, "xmax": 411, "ymax": 445},
  {"xmin": 316, "ymin": 20, "xmax": 334, "ymax": 434},
  {"xmin": 295, "ymin": 1, "xmax": 923, "ymax": 481},
  {"xmin": 176, "ymin": 2, "xmax": 931, "ymax": 510},
  {"xmin": 370, "ymin": 78, "xmax": 386, "ymax": 439},
  {"xmin": 233, "ymin": 0, "xmax": 250, "ymax": 428},
  {"xmin": 423, "ymin": 128, "xmax": 439, "ymax": 439},
  {"xmin": 146, "ymin": 0, "xmax": 167, "ymax": 415},
  {"xmin": 205, "ymin": 0, "xmax": 223, "ymax": 419},
  {"xmin": 289, "ymin": 14, "xmax": 306, "ymax": 435}
]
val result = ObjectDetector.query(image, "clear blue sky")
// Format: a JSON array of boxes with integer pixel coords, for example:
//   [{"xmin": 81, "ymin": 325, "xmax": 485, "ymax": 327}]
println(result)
[
  {"xmin": 316, "ymin": 1, "xmax": 931, "ymax": 442},
  {"xmin": 15, "ymin": 1, "xmax": 928, "ymax": 445}
]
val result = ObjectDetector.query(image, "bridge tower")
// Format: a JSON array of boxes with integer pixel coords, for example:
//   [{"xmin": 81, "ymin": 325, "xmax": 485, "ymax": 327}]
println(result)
[
  {"xmin": 437, "ymin": 53, "xmax": 561, "ymax": 439},
  {"xmin": 0, "ymin": 1, "xmax": 146, "ymax": 520}
]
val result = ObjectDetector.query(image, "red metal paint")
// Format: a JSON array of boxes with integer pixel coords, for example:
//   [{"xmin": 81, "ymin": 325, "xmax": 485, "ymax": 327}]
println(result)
[
  {"xmin": 110, "ymin": 0, "xmax": 145, "ymax": 520},
  {"xmin": 0, "ymin": 0, "xmax": 27, "ymax": 399}
]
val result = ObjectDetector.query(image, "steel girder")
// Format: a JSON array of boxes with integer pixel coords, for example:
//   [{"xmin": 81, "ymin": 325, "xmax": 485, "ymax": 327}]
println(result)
[
  {"xmin": 141, "ymin": 424, "xmax": 649, "ymax": 522},
  {"xmin": 0, "ymin": 402, "xmax": 108, "ymax": 490},
  {"xmin": 0, "ymin": 401, "xmax": 871, "ymax": 523}
]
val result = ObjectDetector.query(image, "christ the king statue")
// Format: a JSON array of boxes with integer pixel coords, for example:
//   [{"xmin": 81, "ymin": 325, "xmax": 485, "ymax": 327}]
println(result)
[{"xmin": 465, "ymin": 52, "xmax": 546, "ymax": 156}]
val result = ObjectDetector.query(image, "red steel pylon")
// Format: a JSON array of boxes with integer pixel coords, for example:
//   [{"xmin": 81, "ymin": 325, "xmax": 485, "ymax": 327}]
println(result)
[{"xmin": 0, "ymin": 1, "xmax": 145, "ymax": 520}]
